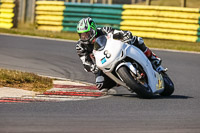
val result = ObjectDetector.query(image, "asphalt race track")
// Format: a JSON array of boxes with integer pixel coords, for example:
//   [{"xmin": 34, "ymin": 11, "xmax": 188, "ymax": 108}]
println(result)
[{"xmin": 0, "ymin": 34, "xmax": 200, "ymax": 133}]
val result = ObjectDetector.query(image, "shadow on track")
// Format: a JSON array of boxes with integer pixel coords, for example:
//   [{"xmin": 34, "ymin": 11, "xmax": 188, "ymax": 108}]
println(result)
[
  {"xmin": 153, "ymin": 95, "xmax": 193, "ymax": 99},
  {"xmin": 111, "ymin": 93, "xmax": 193, "ymax": 99}
]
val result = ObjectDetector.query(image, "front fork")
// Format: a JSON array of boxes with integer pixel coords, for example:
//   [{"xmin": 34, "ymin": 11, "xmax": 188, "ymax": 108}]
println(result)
[
  {"xmin": 102, "ymin": 62, "xmax": 137, "ymax": 91},
  {"xmin": 109, "ymin": 62, "xmax": 139, "ymax": 91}
]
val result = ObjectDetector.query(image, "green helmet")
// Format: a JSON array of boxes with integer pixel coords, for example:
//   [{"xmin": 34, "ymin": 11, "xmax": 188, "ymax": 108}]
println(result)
[{"xmin": 77, "ymin": 17, "xmax": 97, "ymax": 42}]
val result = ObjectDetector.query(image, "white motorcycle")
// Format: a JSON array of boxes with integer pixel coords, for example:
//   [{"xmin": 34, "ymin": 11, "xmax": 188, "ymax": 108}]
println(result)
[{"xmin": 93, "ymin": 34, "xmax": 174, "ymax": 98}]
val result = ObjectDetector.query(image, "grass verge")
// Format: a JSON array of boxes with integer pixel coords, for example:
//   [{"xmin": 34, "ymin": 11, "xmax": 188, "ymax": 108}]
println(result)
[
  {"xmin": 0, "ymin": 26, "xmax": 79, "ymax": 40},
  {"xmin": 137, "ymin": 0, "xmax": 200, "ymax": 8},
  {"xmin": 144, "ymin": 38, "xmax": 200, "ymax": 52},
  {"xmin": 0, "ymin": 69, "xmax": 53, "ymax": 93},
  {"xmin": 1, "ymin": 27, "xmax": 200, "ymax": 52}
]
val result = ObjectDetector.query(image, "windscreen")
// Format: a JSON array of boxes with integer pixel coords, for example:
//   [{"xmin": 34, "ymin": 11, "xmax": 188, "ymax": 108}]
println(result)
[{"xmin": 94, "ymin": 35, "xmax": 107, "ymax": 51}]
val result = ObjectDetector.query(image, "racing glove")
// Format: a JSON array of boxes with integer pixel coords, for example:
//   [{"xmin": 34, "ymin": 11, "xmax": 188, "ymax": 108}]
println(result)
[
  {"xmin": 113, "ymin": 31, "xmax": 134, "ymax": 44},
  {"xmin": 121, "ymin": 31, "xmax": 133, "ymax": 43},
  {"xmin": 102, "ymin": 27, "xmax": 113, "ymax": 34}
]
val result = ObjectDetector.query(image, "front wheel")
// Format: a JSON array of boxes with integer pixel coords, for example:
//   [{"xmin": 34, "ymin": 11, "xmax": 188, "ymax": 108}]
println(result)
[
  {"xmin": 117, "ymin": 66, "xmax": 153, "ymax": 99},
  {"xmin": 159, "ymin": 72, "xmax": 174, "ymax": 96}
]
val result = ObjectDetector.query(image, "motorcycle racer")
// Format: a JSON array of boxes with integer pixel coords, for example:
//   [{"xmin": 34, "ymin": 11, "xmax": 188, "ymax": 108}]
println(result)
[{"xmin": 76, "ymin": 17, "xmax": 161, "ymax": 92}]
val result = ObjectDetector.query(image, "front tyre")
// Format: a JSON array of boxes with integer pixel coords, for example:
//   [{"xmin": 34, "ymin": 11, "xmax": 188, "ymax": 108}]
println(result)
[
  {"xmin": 159, "ymin": 72, "xmax": 174, "ymax": 96},
  {"xmin": 117, "ymin": 66, "xmax": 153, "ymax": 99}
]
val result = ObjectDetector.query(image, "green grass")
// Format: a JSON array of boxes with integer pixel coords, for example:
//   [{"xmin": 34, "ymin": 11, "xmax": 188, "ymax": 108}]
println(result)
[
  {"xmin": 137, "ymin": 0, "xmax": 200, "ymax": 8},
  {"xmin": 0, "ymin": 69, "xmax": 53, "ymax": 93},
  {"xmin": 144, "ymin": 38, "xmax": 200, "ymax": 52},
  {"xmin": 1, "ymin": 26, "xmax": 200, "ymax": 52},
  {"xmin": 0, "ymin": 26, "xmax": 79, "ymax": 41}
]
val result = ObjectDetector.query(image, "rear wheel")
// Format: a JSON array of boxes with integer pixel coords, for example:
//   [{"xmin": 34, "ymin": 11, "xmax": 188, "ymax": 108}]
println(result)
[
  {"xmin": 117, "ymin": 66, "xmax": 153, "ymax": 99},
  {"xmin": 159, "ymin": 72, "xmax": 174, "ymax": 96}
]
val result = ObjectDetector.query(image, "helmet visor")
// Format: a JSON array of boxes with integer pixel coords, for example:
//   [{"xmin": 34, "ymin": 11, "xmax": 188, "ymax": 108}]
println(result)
[{"xmin": 79, "ymin": 31, "xmax": 92, "ymax": 42}]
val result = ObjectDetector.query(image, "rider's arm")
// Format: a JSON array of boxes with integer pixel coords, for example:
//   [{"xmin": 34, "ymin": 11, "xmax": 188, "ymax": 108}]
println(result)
[
  {"xmin": 112, "ymin": 29, "xmax": 147, "ymax": 52},
  {"xmin": 101, "ymin": 27, "xmax": 134, "ymax": 44},
  {"xmin": 76, "ymin": 41, "xmax": 98, "ymax": 73},
  {"xmin": 113, "ymin": 30, "xmax": 134, "ymax": 43},
  {"xmin": 101, "ymin": 27, "xmax": 114, "ymax": 34}
]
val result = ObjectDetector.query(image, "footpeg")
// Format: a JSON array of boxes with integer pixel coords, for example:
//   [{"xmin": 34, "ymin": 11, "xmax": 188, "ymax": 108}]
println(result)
[{"xmin": 156, "ymin": 66, "xmax": 168, "ymax": 72}]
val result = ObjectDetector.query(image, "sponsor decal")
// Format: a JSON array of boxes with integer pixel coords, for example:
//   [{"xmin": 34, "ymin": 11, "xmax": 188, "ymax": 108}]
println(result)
[{"xmin": 101, "ymin": 57, "xmax": 107, "ymax": 64}]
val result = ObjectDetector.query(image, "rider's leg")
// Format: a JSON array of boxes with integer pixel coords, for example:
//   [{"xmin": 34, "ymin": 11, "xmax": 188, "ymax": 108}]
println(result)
[
  {"xmin": 143, "ymin": 48, "xmax": 162, "ymax": 69},
  {"xmin": 133, "ymin": 37, "xmax": 162, "ymax": 70}
]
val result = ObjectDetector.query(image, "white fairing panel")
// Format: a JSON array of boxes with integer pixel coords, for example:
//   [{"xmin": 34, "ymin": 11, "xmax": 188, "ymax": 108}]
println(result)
[
  {"xmin": 94, "ymin": 37, "xmax": 126, "ymax": 72},
  {"xmin": 125, "ymin": 45, "xmax": 159, "ymax": 93},
  {"xmin": 94, "ymin": 35, "xmax": 164, "ymax": 94}
]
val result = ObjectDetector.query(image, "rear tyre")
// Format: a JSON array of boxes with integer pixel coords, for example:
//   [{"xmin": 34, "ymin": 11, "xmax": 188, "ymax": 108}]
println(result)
[
  {"xmin": 159, "ymin": 72, "xmax": 174, "ymax": 96},
  {"xmin": 117, "ymin": 66, "xmax": 153, "ymax": 99}
]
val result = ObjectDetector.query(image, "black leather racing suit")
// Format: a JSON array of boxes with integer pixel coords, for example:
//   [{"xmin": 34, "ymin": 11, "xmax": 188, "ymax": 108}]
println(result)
[{"xmin": 76, "ymin": 27, "xmax": 148, "ymax": 90}]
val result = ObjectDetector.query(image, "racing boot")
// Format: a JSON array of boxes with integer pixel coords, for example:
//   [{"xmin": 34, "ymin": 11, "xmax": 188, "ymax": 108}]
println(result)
[
  {"xmin": 144, "ymin": 48, "xmax": 163, "ymax": 71},
  {"xmin": 95, "ymin": 71, "xmax": 117, "ymax": 94},
  {"xmin": 96, "ymin": 75, "xmax": 110, "ymax": 94}
]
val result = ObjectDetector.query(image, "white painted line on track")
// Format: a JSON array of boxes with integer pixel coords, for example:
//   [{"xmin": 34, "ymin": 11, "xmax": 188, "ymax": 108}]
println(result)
[
  {"xmin": 1, "ymin": 32, "xmax": 200, "ymax": 54},
  {"xmin": 38, "ymin": 74, "xmax": 94, "ymax": 86},
  {"xmin": 151, "ymin": 48, "xmax": 200, "ymax": 55},
  {"xmin": 0, "ymin": 32, "xmax": 77, "ymax": 43}
]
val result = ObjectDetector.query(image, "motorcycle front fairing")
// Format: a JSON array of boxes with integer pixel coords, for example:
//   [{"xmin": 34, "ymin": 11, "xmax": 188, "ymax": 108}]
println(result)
[
  {"xmin": 93, "ymin": 35, "xmax": 164, "ymax": 94},
  {"xmin": 124, "ymin": 45, "xmax": 164, "ymax": 93},
  {"xmin": 93, "ymin": 35, "xmax": 129, "ymax": 87},
  {"xmin": 93, "ymin": 35, "xmax": 127, "ymax": 72}
]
